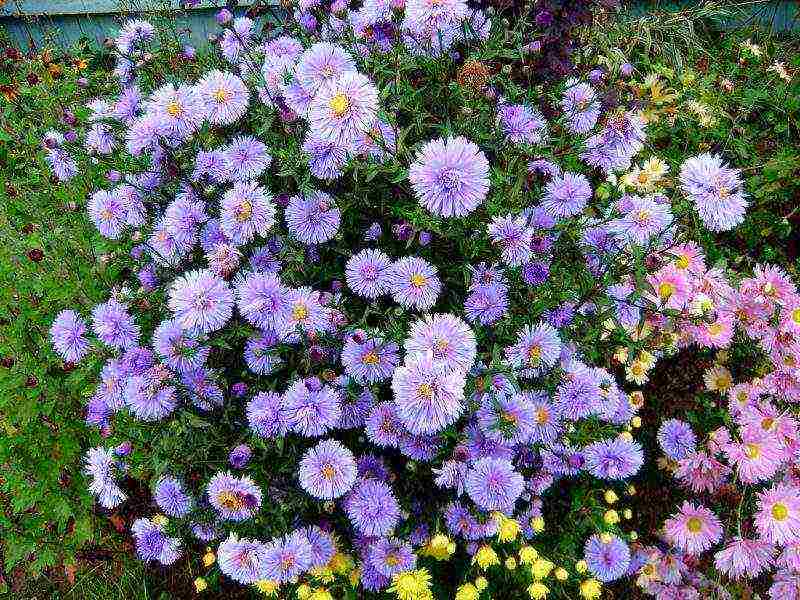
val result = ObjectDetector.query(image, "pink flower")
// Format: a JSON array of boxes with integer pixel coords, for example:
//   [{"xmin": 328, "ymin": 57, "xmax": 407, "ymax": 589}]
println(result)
[
  {"xmin": 664, "ymin": 502, "xmax": 722, "ymax": 555},
  {"xmin": 755, "ymin": 484, "xmax": 800, "ymax": 545},
  {"xmin": 647, "ymin": 264, "xmax": 690, "ymax": 310}
]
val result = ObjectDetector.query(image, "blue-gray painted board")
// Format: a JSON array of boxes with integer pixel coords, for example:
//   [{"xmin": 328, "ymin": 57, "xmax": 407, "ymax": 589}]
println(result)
[{"xmin": 2, "ymin": 0, "xmax": 255, "ymax": 17}]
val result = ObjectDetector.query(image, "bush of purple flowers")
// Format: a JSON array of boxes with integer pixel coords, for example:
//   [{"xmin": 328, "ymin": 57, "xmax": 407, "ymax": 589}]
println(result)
[{"xmin": 43, "ymin": 4, "xmax": 800, "ymax": 600}]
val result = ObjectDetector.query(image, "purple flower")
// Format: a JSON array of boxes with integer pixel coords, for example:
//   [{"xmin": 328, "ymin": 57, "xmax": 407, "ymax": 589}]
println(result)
[
  {"xmin": 244, "ymin": 332, "xmax": 282, "ymax": 375},
  {"xmin": 124, "ymin": 367, "xmax": 177, "ymax": 421},
  {"xmin": 148, "ymin": 82, "xmax": 204, "ymax": 141},
  {"xmin": 498, "ymin": 104, "xmax": 547, "ymax": 145},
  {"xmin": 303, "ymin": 132, "xmax": 350, "ymax": 180},
  {"xmin": 346, "ymin": 479, "xmax": 401, "ymax": 536},
  {"xmin": 488, "ymin": 215, "xmax": 532, "ymax": 266},
  {"xmin": 236, "ymin": 271, "xmax": 291, "ymax": 331},
  {"xmin": 207, "ymin": 472, "xmax": 262, "ymax": 521},
  {"xmin": 561, "ymin": 79, "xmax": 601, "ymax": 134},
  {"xmin": 679, "ymin": 153, "xmax": 747, "ymax": 232},
  {"xmin": 346, "ymin": 248, "xmax": 392, "ymax": 298},
  {"xmin": 84, "ymin": 446, "xmax": 126, "ymax": 509},
  {"xmin": 302, "ymin": 525, "xmax": 335, "ymax": 567},
  {"xmin": 584, "ymin": 437, "xmax": 644, "ymax": 480},
  {"xmin": 296, "ymin": 42, "xmax": 356, "ymax": 95},
  {"xmin": 409, "ymin": 136, "xmax": 489, "ymax": 217},
  {"xmin": 88, "ymin": 190, "xmax": 127, "ymax": 239},
  {"xmin": 369, "ymin": 538, "xmax": 416, "ymax": 576},
  {"xmin": 541, "ymin": 172, "xmax": 592, "ymax": 219},
  {"xmin": 92, "ymin": 299, "xmax": 139, "ymax": 349},
  {"xmin": 131, "ymin": 518, "xmax": 182, "ymax": 565},
  {"xmin": 198, "ymin": 70, "xmax": 249, "ymax": 125},
  {"xmin": 392, "ymin": 353, "xmax": 466, "ymax": 435},
  {"xmin": 50, "ymin": 309, "xmax": 90, "ymax": 363},
  {"xmin": 220, "ymin": 180, "xmax": 276, "ymax": 245},
  {"xmin": 365, "ymin": 402, "xmax": 404, "ymax": 448},
  {"xmin": 611, "ymin": 194, "xmax": 673, "ymax": 245},
  {"xmin": 465, "ymin": 457, "xmax": 524, "ymax": 512},
  {"xmin": 584, "ymin": 534, "xmax": 631, "ymax": 582},
  {"xmin": 152, "ymin": 318, "xmax": 209, "ymax": 374},
  {"xmin": 463, "ymin": 284, "xmax": 509, "ymax": 326},
  {"xmin": 247, "ymin": 391, "xmax": 290, "ymax": 438},
  {"xmin": 309, "ymin": 72, "xmax": 379, "ymax": 144},
  {"xmin": 658, "ymin": 419, "xmax": 697, "ymax": 461},
  {"xmin": 403, "ymin": 313, "xmax": 476, "ymax": 373},
  {"xmin": 284, "ymin": 378, "xmax": 341, "ymax": 437},
  {"xmin": 298, "ymin": 438, "xmax": 357, "ymax": 499},
  {"xmin": 223, "ymin": 136, "xmax": 272, "ymax": 181},
  {"xmin": 154, "ymin": 475, "xmax": 193, "ymax": 517},
  {"xmin": 387, "ymin": 256, "xmax": 441, "ymax": 310},
  {"xmin": 554, "ymin": 372, "xmax": 602, "ymax": 421},
  {"xmin": 285, "ymin": 191, "xmax": 341, "ymax": 244},
  {"xmin": 262, "ymin": 530, "xmax": 313, "ymax": 583},
  {"xmin": 504, "ymin": 322, "xmax": 561, "ymax": 376},
  {"xmin": 229, "ymin": 444, "xmax": 252, "ymax": 469},
  {"xmin": 168, "ymin": 269, "xmax": 234, "ymax": 333},
  {"xmin": 341, "ymin": 332, "xmax": 400, "ymax": 383},
  {"xmin": 218, "ymin": 534, "xmax": 268, "ymax": 584}
]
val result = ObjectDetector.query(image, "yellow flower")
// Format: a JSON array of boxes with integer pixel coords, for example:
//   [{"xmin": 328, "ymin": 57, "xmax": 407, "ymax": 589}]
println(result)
[
  {"xmin": 309, "ymin": 588, "xmax": 334, "ymax": 600},
  {"xmin": 531, "ymin": 558, "xmax": 554, "ymax": 580},
  {"xmin": 519, "ymin": 546, "xmax": 539, "ymax": 565},
  {"xmin": 329, "ymin": 552, "xmax": 353, "ymax": 574},
  {"xmin": 625, "ymin": 360, "xmax": 648, "ymax": 385},
  {"xmin": 554, "ymin": 567, "xmax": 568, "ymax": 581},
  {"xmin": 623, "ymin": 509, "xmax": 633, "ymax": 520},
  {"xmin": 297, "ymin": 584, "xmax": 313, "ymax": 599},
  {"xmin": 194, "ymin": 577, "xmax": 207, "ymax": 593},
  {"xmin": 626, "ymin": 484, "xmax": 636, "ymax": 496},
  {"xmin": 473, "ymin": 545, "xmax": 500, "ymax": 570},
  {"xmin": 254, "ymin": 580, "xmax": 279, "ymax": 596},
  {"xmin": 704, "ymin": 365, "xmax": 733, "ymax": 392},
  {"xmin": 389, "ymin": 569, "xmax": 433, "ymax": 600},
  {"xmin": 527, "ymin": 582, "xmax": 549, "ymax": 599},
  {"xmin": 604, "ymin": 510, "xmax": 620, "ymax": 525},
  {"xmin": 422, "ymin": 533, "xmax": 456, "ymax": 560},
  {"xmin": 309, "ymin": 566, "xmax": 335, "ymax": 583},
  {"xmin": 202, "ymin": 550, "xmax": 215, "ymax": 567},
  {"xmin": 495, "ymin": 514, "xmax": 521, "ymax": 542},
  {"xmin": 455, "ymin": 583, "xmax": 480, "ymax": 600},
  {"xmin": 631, "ymin": 416, "xmax": 642, "ymax": 428},
  {"xmin": 603, "ymin": 490, "xmax": 618, "ymax": 504},
  {"xmin": 580, "ymin": 579, "xmax": 602, "ymax": 600},
  {"xmin": 530, "ymin": 516, "xmax": 545, "ymax": 534},
  {"xmin": 575, "ymin": 560, "xmax": 588, "ymax": 574},
  {"xmin": 151, "ymin": 514, "xmax": 168, "ymax": 527},
  {"xmin": 505, "ymin": 557, "xmax": 517, "ymax": 570},
  {"xmin": 619, "ymin": 431, "xmax": 634, "ymax": 442},
  {"xmin": 474, "ymin": 577, "xmax": 488, "ymax": 591}
]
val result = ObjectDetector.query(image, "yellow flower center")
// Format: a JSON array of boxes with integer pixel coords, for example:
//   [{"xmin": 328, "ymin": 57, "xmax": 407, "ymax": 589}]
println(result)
[
  {"xmin": 213, "ymin": 87, "xmax": 231, "ymax": 103},
  {"xmin": 166, "ymin": 100, "xmax": 182, "ymax": 117},
  {"xmin": 535, "ymin": 408, "xmax": 549, "ymax": 424},
  {"xmin": 236, "ymin": 200, "xmax": 252, "ymax": 222},
  {"xmin": 708, "ymin": 323, "xmax": 724, "ymax": 336},
  {"xmin": 321, "ymin": 464, "xmax": 335, "ymax": 479},
  {"xmin": 501, "ymin": 411, "xmax": 518, "ymax": 424},
  {"xmin": 417, "ymin": 383, "xmax": 434, "ymax": 399},
  {"xmin": 773, "ymin": 502, "xmax": 789, "ymax": 521},
  {"xmin": 792, "ymin": 308, "xmax": 800, "ymax": 325},
  {"xmin": 218, "ymin": 491, "xmax": 245, "ymax": 511},
  {"xmin": 362, "ymin": 351, "xmax": 380, "ymax": 365},
  {"xmin": 410, "ymin": 274, "xmax": 426, "ymax": 288},
  {"xmin": 675, "ymin": 255, "xmax": 690, "ymax": 269},
  {"xmin": 686, "ymin": 517, "xmax": 703, "ymax": 533},
  {"xmin": 761, "ymin": 417, "xmax": 775, "ymax": 431},
  {"xmin": 528, "ymin": 345, "xmax": 542, "ymax": 364},
  {"xmin": 329, "ymin": 93, "xmax": 350, "ymax": 117},
  {"xmin": 744, "ymin": 443, "xmax": 761, "ymax": 459},
  {"xmin": 292, "ymin": 304, "xmax": 309, "ymax": 321},
  {"xmin": 385, "ymin": 553, "xmax": 401, "ymax": 566},
  {"xmin": 658, "ymin": 281, "xmax": 675, "ymax": 300}
]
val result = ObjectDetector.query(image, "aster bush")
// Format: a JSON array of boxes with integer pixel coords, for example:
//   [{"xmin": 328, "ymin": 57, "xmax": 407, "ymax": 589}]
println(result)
[{"xmin": 39, "ymin": 4, "xmax": 800, "ymax": 600}]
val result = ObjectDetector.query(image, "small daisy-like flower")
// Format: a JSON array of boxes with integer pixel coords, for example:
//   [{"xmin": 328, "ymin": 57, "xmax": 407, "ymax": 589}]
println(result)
[
  {"xmin": 341, "ymin": 332, "xmax": 400, "ymax": 383},
  {"xmin": 584, "ymin": 534, "xmax": 630, "ymax": 582},
  {"xmin": 295, "ymin": 42, "xmax": 356, "ymax": 95},
  {"xmin": 561, "ymin": 79, "xmax": 601, "ymax": 134},
  {"xmin": 755, "ymin": 484, "xmax": 800, "ymax": 545},
  {"xmin": 657, "ymin": 419, "xmax": 697, "ymax": 461},
  {"xmin": 365, "ymin": 401, "xmax": 404, "ymax": 448},
  {"xmin": 664, "ymin": 502, "xmax": 723, "ymax": 555},
  {"xmin": 369, "ymin": 538, "xmax": 416, "ymax": 577},
  {"xmin": 88, "ymin": 190, "xmax": 127, "ymax": 239},
  {"xmin": 92, "ymin": 299, "xmax": 140, "ymax": 349},
  {"xmin": 154, "ymin": 475, "xmax": 193, "ymax": 518},
  {"xmin": 131, "ymin": 517, "xmax": 182, "ymax": 565},
  {"xmin": 465, "ymin": 457, "xmax": 524, "ymax": 512},
  {"xmin": 498, "ymin": 104, "xmax": 547, "ymax": 145},
  {"xmin": 404, "ymin": 313, "xmax": 477, "ymax": 373},
  {"xmin": 285, "ymin": 191, "xmax": 341, "ymax": 244},
  {"xmin": 309, "ymin": 72, "xmax": 379, "ymax": 145},
  {"xmin": 541, "ymin": 172, "xmax": 592, "ymax": 219},
  {"xmin": 387, "ymin": 256, "xmax": 442, "ymax": 310},
  {"xmin": 147, "ymin": 82, "xmax": 204, "ymax": 141},
  {"xmin": 198, "ymin": 70, "xmax": 249, "ymax": 125},
  {"xmin": 246, "ymin": 391, "xmax": 290, "ymax": 438},
  {"xmin": 284, "ymin": 377, "xmax": 341, "ymax": 437},
  {"xmin": 408, "ymin": 136, "xmax": 490, "ymax": 218},
  {"xmin": 346, "ymin": 479, "xmax": 401, "ymax": 536},
  {"xmin": 50, "ymin": 309, "xmax": 90, "ymax": 363},
  {"xmin": 223, "ymin": 136, "xmax": 272, "ymax": 182},
  {"xmin": 262, "ymin": 531, "xmax": 313, "ymax": 583},
  {"xmin": 703, "ymin": 364, "xmax": 733, "ymax": 393},
  {"xmin": 714, "ymin": 537, "xmax": 774, "ymax": 579},
  {"xmin": 220, "ymin": 181, "xmax": 276, "ymax": 245},
  {"xmin": 298, "ymin": 438, "xmax": 357, "ymax": 499},
  {"xmin": 168, "ymin": 269, "xmax": 234, "ymax": 333},
  {"xmin": 504, "ymin": 322, "xmax": 561, "ymax": 376},
  {"xmin": 583, "ymin": 437, "xmax": 644, "ymax": 480},
  {"xmin": 217, "ymin": 534, "xmax": 268, "ymax": 585},
  {"xmin": 679, "ymin": 153, "xmax": 747, "ymax": 232},
  {"xmin": 346, "ymin": 248, "xmax": 392, "ymax": 298},
  {"xmin": 236, "ymin": 271, "xmax": 291, "ymax": 331},
  {"xmin": 488, "ymin": 214, "xmax": 533, "ymax": 266},
  {"xmin": 207, "ymin": 472, "xmax": 262, "ymax": 522}
]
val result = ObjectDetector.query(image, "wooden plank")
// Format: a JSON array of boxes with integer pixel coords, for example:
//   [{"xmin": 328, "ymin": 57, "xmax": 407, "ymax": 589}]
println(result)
[{"xmin": 1, "ymin": 0, "xmax": 258, "ymax": 17}]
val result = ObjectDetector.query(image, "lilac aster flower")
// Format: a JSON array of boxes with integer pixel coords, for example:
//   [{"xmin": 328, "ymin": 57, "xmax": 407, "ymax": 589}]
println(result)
[
  {"xmin": 463, "ymin": 283, "xmax": 509, "ymax": 326},
  {"xmin": 309, "ymin": 72, "xmax": 379, "ymax": 144},
  {"xmin": 302, "ymin": 525, "xmax": 336, "ymax": 567},
  {"xmin": 504, "ymin": 322, "xmax": 561, "ymax": 376},
  {"xmin": 115, "ymin": 19, "xmax": 155, "ymax": 54},
  {"xmin": 152, "ymin": 318, "xmax": 209, "ymax": 374},
  {"xmin": 284, "ymin": 377, "xmax": 341, "ymax": 437},
  {"xmin": 207, "ymin": 472, "xmax": 262, "ymax": 521},
  {"xmin": 262, "ymin": 531, "xmax": 313, "ymax": 583},
  {"xmin": 193, "ymin": 150, "xmax": 228, "ymax": 184},
  {"xmin": 244, "ymin": 332, "xmax": 282, "ymax": 375},
  {"xmin": 223, "ymin": 136, "xmax": 272, "ymax": 181},
  {"xmin": 541, "ymin": 171, "xmax": 592, "ymax": 219},
  {"xmin": 341, "ymin": 332, "xmax": 400, "ymax": 383},
  {"xmin": 403, "ymin": 313, "xmax": 477, "ymax": 373},
  {"xmin": 295, "ymin": 42, "xmax": 356, "ymax": 95},
  {"xmin": 131, "ymin": 518, "xmax": 182, "ymax": 565},
  {"xmin": 45, "ymin": 148, "xmax": 78, "ymax": 181},
  {"xmin": 403, "ymin": 0, "xmax": 466, "ymax": 33},
  {"xmin": 85, "ymin": 123, "xmax": 115, "ymax": 155},
  {"xmin": 91, "ymin": 299, "xmax": 139, "ymax": 349},
  {"xmin": 229, "ymin": 444, "xmax": 252, "ymax": 469},
  {"xmin": 488, "ymin": 214, "xmax": 533, "ymax": 266},
  {"xmin": 220, "ymin": 181, "xmax": 276, "ymax": 244},
  {"xmin": 236, "ymin": 271, "xmax": 291, "ymax": 331},
  {"xmin": 88, "ymin": 189, "xmax": 127, "ymax": 239},
  {"xmin": 147, "ymin": 82, "xmax": 204, "ymax": 141},
  {"xmin": 584, "ymin": 437, "xmax": 644, "ymax": 480},
  {"xmin": 679, "ymin": 153, "xmax": 748, "ymax": 232},
  {"xmin": 369, "ymin": 538, "xmax": 416, "ymax": 577},
  {"xmin": 346, "ymin": 248, "xmax": 392, "ymax": 298},
  {"xmin": 219, "ymin": 17, "xmax": 255, "ymax": 63},
  {"xmin": 392, "ymin": 353, "xmax": 466, "ymax": 434},
  {"xmin": 247, "ymin": 391, "xmax": 290, "ymax": 438},
  {"xmin": 154, "ymin": 475, "xmax": 193, "ymax": 517},
  {"xmin": 584, "ymin": 534, "xmax": 631, "ymax": 582},
  {"xmin": 218, "ymin": 534, "xmax": 268, "ymax": 585},
  {"xmin": 498, "ymin": 104, "xmax": 547, "ymax": 145},
  {"xmin": 84, "ymin": 447, "xmax": 126, "ymax": 509},
  {"xmin": 611, "ymin": 194, "xmax": 673, "ymax": 245},
  {"xmin": 285, "ymin": 191, "xmax": 341, "ymax": 244},
  {"xmin": 50, "ymin": 309, "xmax": 90, "ymax": 363},
  {"xmin": 714, "ymin": 537, "xmax": 774, "ymax": 579},
  {"xmin": 476, "ymin": 392, "xmax": 539, "ymax": 444},
  {"xmin": 355, "ymin": 119, "xmax": 397, "ymax": 161},
  {"xmin": 658, "ymin": 419, "xmax": 697, "ymax": 461},
  {"xmin": 365, "ymin": 401, "xmax": 404, "ymax": 448},
  {"xmin": 168, "ymin": 269, "xmax": 234, "ymax": 333},
  {"xmin": 561, "ymin": 79, "xmax": 601, "ymax": 134},
  {"xmin": 409, "ymin": 136, "xmax": 489, "ymax": 218},
  {"xmin": 664, "ymin": 502, "xmax": 723, "ymax": 555},
  {"xmin": 522, "ymin": 391, "xmax": 562, "ymax": 445},
  {"xmin": 303, "ymin": 131, "xmax": 350, "ymax": 180},
  {"xmin": 125, "ymin": 366, "xmax": 177, "ymax": 421},
  {"xmin": 387, "ymin": 256, "xmax": 441, "ymax": 310},
  {"xmin": 554, "ymin": 372, "xmax": 603, "ymax": 421},
  {"xmin": 298, "ymin": 438, "xmax": 357, "ymax": 499},
  {"xmin": 465, "ymin": 457, "xmax": 524, "ymax": 512},
  {"xmin": 337, "ymin": 388, "xmax": 375, "ymax": 429},
  {"xmin": 281, "ymin": 287, "xmax": 328, "ymax": 339},
  {"xmin": 346, "ymin": 479, "xmax": 401, "ymax": 536},
  {"xmin": 198, "ymin": 70, "xmax": 249, "ymax": 125}
]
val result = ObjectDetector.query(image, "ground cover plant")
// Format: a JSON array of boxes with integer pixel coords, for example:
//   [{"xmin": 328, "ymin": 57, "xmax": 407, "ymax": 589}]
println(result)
[{"xmin": 2, "ymin": 1, "xmax": 800, "ymax": 599}]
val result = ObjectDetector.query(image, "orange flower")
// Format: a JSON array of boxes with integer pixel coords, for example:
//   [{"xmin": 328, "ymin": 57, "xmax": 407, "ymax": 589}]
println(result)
[
  {"xmin": 74, "ymin": 58, "xmax": 88, "ymax": 71},
  {"xmin": 48, "ymin": 63, "xmax": 63, "ymax": 78},
  {"xmin": 0, "ymin": 84, "xmax": 19, "ymax": 102}
]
